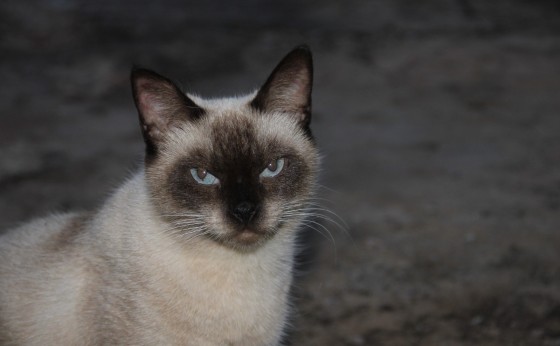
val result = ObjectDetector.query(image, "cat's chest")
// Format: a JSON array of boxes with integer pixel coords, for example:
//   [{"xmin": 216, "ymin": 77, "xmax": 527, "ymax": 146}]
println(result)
[{"xmin": 140, "ymin": 241, "xmax": 293, "ymax": 344}]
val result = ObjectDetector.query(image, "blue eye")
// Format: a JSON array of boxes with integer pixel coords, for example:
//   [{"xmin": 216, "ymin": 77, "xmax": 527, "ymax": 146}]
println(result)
[
  {"xmin": 260, "ymin": 158, "xmax": 285, "ymax": 178},
  {"xmin": 190, "ymin": 168, "xmax": 219, "ymax": 185}
]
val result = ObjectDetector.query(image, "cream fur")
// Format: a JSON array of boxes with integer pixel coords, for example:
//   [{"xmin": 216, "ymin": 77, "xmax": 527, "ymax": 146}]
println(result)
[{"xmin": 0, "ymin": 171, "xmax": 298, "ymax": 345}]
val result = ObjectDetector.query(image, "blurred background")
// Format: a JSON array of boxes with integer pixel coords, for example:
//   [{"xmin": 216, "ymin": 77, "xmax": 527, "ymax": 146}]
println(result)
[{"xmin": 1, "ymin": 0, "xmax": 560, "ymax": 344}]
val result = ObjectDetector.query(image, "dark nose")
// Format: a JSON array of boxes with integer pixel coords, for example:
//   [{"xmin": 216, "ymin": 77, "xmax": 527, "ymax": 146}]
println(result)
[{"xmin": 232, "ymin": 201, "xmax": 258, "ymax": 224}]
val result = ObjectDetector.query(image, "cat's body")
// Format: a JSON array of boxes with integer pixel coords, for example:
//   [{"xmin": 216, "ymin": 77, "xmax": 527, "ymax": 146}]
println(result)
[
  {"xmin": 0, "ymin": 47, "xmax": 318, "ymax": 345},
  {"xmin": 0, "ymin": 174, "xmax": 293, "ymax": 345}
]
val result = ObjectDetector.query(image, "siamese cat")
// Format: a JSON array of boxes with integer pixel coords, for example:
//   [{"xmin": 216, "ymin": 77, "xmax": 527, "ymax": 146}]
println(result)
[{"xmin": 0, "ymin": 46, "xmax": 319, "ymax": 345}]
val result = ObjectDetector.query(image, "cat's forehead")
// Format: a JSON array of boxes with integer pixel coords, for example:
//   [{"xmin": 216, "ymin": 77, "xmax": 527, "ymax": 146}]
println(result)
[
  {"xmin": 189, "ymin": 93, "xmax": 256, "ymax": 112},
  {"xmin": 160, "ymin": 96, "xmax": 312, "ymax": 163}
]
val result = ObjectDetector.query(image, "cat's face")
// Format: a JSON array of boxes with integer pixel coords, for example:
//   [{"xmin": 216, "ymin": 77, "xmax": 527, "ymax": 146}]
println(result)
[{"xmin": 132, "ymin": 46, "xmax": 318, "ymax": 251}]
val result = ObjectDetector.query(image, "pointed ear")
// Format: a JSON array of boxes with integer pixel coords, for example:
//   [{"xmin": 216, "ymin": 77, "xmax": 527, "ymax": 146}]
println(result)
[
  {"xmin": 251, "ymin": 45, "xmax": 313, "ymax": 129},
  {"xmin": 131, "ymin": 67, "xmax": 204, "ymax": 155}
]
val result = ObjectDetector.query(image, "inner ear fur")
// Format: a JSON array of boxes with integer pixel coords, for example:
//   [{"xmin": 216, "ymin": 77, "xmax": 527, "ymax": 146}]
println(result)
[{"xmin": 131, "ymin": 67, "xmax": 204, "ymax": 155}]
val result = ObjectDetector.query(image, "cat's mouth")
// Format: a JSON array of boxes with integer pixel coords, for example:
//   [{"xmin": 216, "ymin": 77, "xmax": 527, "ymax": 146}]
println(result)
[
  {"xmin": 201, "ymin": 207, "xmax": 283, "ymax": 250},
  {"xmin": 234, "ymin": 228, "xmax": 268, "ymax": 244},
  {"xmin": 216, "ymin": 225, "xmax": 277, "ymax": 249}
]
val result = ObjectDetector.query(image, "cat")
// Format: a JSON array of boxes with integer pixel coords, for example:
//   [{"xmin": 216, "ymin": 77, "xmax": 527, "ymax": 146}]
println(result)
[{"xmin": 0, "ymin": 46, "xmax": 319, "ymax": 345}]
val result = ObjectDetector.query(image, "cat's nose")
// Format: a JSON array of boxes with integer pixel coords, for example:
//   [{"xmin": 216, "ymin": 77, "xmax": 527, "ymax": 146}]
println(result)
[{"xmin": 232, "ymin": 201, "xmax": 258, "ymax": 224}]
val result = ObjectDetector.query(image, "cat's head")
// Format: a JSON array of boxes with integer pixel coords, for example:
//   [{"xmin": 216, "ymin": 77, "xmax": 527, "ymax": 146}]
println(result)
[{"xmin": 131, "ymin": 46, "xmax": 319, "ymax": 251}]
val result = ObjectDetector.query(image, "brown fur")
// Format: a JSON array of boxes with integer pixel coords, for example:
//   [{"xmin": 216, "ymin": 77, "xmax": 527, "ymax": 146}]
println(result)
[{"xmin": 47, "ymin": 213, "xmax": 90, "ymax": 252}]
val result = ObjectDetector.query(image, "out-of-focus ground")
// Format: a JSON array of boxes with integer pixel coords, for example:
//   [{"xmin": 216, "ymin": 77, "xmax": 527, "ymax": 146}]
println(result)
[{"xmin": 1, "ymin": 1, "xmax": 560, "ymax": 345}]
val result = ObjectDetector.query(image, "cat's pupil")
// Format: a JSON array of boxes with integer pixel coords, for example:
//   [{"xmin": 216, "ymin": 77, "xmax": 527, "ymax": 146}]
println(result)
[
  {"xmin": 268, "ymin": 161, "xmax": 277, "ymax": 171},
  {"xmin": 197, "ymin": 168, "xmax": 207, "ymax": 179}
]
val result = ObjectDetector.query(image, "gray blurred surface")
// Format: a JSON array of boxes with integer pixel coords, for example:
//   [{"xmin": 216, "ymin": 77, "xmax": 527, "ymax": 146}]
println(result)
[{"xmin": 1, "ymin": 1, "xmax": 560, "ymax": 344}]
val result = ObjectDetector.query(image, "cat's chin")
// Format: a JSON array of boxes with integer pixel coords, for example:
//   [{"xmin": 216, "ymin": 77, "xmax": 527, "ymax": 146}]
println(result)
[
  {"xmin": 216, "ymin": 227, "xmax": 276, "ymax": 251},
  {"xmin": 235, "ymin": 229, "xmax": 266, "ymax": 244}
]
